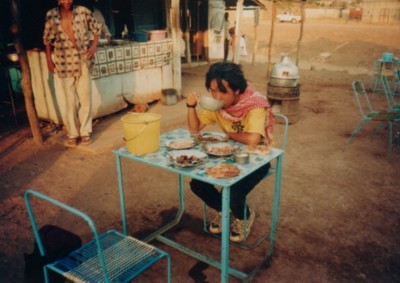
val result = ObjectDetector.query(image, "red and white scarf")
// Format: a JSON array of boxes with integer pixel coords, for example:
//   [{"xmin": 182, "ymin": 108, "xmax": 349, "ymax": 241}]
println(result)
[{"xmin": 219, "ymin": 86, "xmax": 274, "ymax": 145}]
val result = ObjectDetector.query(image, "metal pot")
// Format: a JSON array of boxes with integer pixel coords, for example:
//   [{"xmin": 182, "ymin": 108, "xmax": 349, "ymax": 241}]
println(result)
[{"xmin": 270, "ymin": 55, "xmax": 299, "ymax": 87}]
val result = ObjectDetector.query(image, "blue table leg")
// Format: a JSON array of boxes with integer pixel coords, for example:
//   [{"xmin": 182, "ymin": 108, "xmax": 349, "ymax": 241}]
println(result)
[
  {"xmin": 143, "ymin": 174, "xmax": 185, "ymax": 242},
  {"xmin": 221, "ymin": 186, "xmax": 231, "ymax": 283},
  {"xmin": 116, "ymin": 153, "xmax": 186, "ymax": 240},
  {"xmin": 268, "ymin": 154, "xmax": 283, "ymax": 256},
  {"xmin": 115, "ymin": 155, "xmax": 128, "ymax": 235}
]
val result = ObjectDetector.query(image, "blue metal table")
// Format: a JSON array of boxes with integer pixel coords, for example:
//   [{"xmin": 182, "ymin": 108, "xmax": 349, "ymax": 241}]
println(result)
[
  {"xmin": 370, "ymin": 58, "xmax": 400, "ymax": 94},
  {"xmin": 113, "ymin": 128, "xmax": 284, "ymax": 282}
]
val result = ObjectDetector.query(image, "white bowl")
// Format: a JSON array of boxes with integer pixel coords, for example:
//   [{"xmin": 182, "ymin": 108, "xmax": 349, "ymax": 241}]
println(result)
[{"xmin": 199, "ymin": 95, "xmax": 224, "ymax": 111}]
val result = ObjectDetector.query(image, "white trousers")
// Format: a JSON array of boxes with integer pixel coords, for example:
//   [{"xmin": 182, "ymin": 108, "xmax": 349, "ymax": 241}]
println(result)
[{"xmin": 58, "ymin": 63, "xmax": 92, "ymax": 138}]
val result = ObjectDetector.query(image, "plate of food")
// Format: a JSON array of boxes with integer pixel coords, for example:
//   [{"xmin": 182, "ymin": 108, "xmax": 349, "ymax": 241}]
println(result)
[
  {"xmin": 193, "ymin": 132, "xmax": 228, "ymax": 143},
  {"xmin": 202, "ymin": 142, "xmax": 239, "ymax": 157},
  {"xmin": 169, "ymin": 150, "xmax": 208, "ymax": 167},
  {"xmin": 246, "ymin": 144, "xmax": 271, "ymax": 155},
  {"xmin": 165, "ymin": 138, "xmax": 195, "ymax": 150},
  {"xmin": 207, "ymin": 163, "xmax": 240, "ymax": 178}
]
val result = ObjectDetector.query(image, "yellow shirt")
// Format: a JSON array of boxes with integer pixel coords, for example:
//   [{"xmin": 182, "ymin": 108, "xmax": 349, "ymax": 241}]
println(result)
[{"xmin": 198, "ymin": 108, "xmax": 267, "ymax": 139}]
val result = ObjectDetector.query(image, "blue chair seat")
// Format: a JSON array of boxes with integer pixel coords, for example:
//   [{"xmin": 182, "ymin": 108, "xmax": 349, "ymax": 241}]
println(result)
[{"xmin": 51, "ymin": 230, "xmax": 166, "ymax": 282}]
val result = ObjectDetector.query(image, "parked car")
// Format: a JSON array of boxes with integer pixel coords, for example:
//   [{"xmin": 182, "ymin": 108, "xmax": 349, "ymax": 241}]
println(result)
[{"xmin": 276, "ymin": 12, "xmax": 302, "ymax": 23}]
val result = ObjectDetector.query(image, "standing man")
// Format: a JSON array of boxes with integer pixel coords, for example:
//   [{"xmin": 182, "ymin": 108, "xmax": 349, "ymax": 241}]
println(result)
[
  {"xmin": 43, "ymin": 0, "xmax": 101, "ymax": 147},
  {"xmin": 223, "ymin": 12, "xmax": 231, "ymax": 61}
]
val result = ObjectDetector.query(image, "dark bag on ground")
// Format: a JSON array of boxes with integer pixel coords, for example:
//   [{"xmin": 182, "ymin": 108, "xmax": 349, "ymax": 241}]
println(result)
[{"xmin": 24, "ymin": 224, "xmax": 82, "ymax": 283}]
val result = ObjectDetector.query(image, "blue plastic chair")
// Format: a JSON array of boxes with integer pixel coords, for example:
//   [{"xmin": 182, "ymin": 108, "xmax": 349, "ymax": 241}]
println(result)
[
  {"xmin": 24, "ymin": 189, "xmax": 171, "ymax": 283},
  {"xmin": 202, "ymin": 113, "xmax": 288, "ymax": 249},
  {"xmin": 346, "ymin": 80, "xmax": 400, "ymax": 160}
]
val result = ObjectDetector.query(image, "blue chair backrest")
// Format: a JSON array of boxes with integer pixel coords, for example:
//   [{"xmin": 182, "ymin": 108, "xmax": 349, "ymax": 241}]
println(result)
[
  {"xmin": 273, "ymin": 113, "xmax": 289, "ymax": 151},
  {"xmin": 352, "ymin": 80, "xmax": 373, "ymax": 117},
  {"xmin": 24, "ymin": 189, "xmax": 112, "ymax": 280}
]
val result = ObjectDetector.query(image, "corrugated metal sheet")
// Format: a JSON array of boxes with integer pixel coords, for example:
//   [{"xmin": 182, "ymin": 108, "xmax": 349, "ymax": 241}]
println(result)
[{"xmin": 225, "ymin": 0, "xmax": 266, "ymax": 9}]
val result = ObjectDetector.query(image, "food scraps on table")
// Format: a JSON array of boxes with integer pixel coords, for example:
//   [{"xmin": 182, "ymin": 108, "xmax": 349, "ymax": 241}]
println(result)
[
  {"xmin": 246, "ymin": 145, "xmax": 271, "ymax": 155},
  {"xmin": 175, "ymin": 155, "xmax": 204, "ymax": 166},
  {"xmin": 167, "ymin": 140, "xmax": 194, "ymax": 149},
  {"xmin": 206, "ymin": 145, "xmax": 235, "ymax": 156}
]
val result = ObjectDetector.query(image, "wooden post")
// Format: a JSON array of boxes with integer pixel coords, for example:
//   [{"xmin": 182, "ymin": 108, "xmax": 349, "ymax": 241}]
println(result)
[
  {"xmin": 10, "ymin": 0, "xmax": 43, "ymax": 145},
  {"xmin": 251, "ymin": 7, "xmax": 260, "ymax": 65},
  {"xmin": 233, "ymin": 0, "xmax": 244, "ymax": 64},
  {"xmin": 170, "ymin": 0, "xmax": 182, "ymax": 98},
  {"xmin": 165, "ymin": 0, "xmax": 171, "ymax": 31},
  {"xmin": 267, "ymin": 0, "xmax": 277, "ymax": 79},
  {"xmin": 296, "ymin": 1, "xmax": 306, "ymax": 66},
  {"xmin": 183, "ymin": 0, "xmax": 192, "ymax": 65}
]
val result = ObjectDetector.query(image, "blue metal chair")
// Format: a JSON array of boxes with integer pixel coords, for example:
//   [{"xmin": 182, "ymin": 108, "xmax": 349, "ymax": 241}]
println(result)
[
  {"xmin": 394, "ymin": 69, "xmax": 400, "ymax": 95},
  {"xmin": 346, "ymin": 80, "xmax": 400, "ymax": 160},
  {"xmin": 25, "ymin": 189, "xmax": 171, "ymax": 283},
  {"xmin": 381, "ymin": 75, "xmax": 400, "ymax": 112},
  {"xmin": 202, "ymin": 113, "xmax": 289, "ymax": 249}
]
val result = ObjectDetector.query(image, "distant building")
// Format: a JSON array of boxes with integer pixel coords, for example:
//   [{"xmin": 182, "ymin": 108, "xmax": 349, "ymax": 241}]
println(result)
[{"xmin": 362, "ymin": 0, "xmax": 400, "ymax": 23}]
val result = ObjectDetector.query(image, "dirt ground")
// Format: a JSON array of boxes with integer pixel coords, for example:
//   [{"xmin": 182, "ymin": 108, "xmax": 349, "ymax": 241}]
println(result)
[{"xmin": 1, "ymin": 20, "xmax": 400, "ymax": 283}]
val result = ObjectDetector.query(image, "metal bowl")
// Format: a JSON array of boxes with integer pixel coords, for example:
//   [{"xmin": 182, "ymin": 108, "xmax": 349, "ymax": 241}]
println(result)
[
  {"xmin": 199, "ymin": 95, "xmax": 224, "ymax": 111},
  {"xmin": 234, "ymin": 152, "xmax": 249, "ymax": 164},
  {"xmin": 6, "ymin": 53, "xmax": 19, "ymax": 63}
]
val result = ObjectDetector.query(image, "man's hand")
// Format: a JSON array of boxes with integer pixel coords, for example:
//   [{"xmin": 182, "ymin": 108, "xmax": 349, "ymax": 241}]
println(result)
[
  {"xmin": 187, "ymin": 92, "xmax": 204, "ymax": 133},
  {"xmin": 87, "ymin": 34, "xmax": 100, "ymax": 59},
  {"xmin": 45, "ymin": 44, "xmax": 55, "ymax": 73},
  {"xmin": 86, "ymin": 45, "xmax": 97, "ymax": 59},
  {"xmin": 186, "ymin": 92, "xmax": 199, "ymax": 107}
]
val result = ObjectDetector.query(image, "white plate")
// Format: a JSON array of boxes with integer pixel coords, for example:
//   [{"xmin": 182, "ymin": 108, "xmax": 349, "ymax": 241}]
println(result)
[
  {"xmin": 169, "ymin": 150, "xmax": 208, "ymax": 167},
  {"xmin": 165, "ymin": 138, "xmax": 195, "ymax": 150},
  {"xmin": 193, "ymin": 132, "xmax": 228, "ymax": 143},
  {"xmin": 202, "ymin": 142, "xmax": 238, "ymax": 156}
]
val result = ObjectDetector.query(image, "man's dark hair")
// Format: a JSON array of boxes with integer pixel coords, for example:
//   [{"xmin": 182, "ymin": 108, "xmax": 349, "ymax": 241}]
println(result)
[{"xmin": 205, "ymin": 62, "xmax": 247, "ymax": 94}]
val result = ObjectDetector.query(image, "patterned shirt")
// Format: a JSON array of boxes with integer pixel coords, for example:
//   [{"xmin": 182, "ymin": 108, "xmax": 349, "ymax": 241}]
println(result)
[{"xmin": 43, "ymin": 5, "xmax": 101, "ymax": 78}]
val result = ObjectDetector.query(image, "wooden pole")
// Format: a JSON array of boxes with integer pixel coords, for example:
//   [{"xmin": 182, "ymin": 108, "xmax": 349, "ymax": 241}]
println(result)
[
  {"xmin": 251, "ymin": 7, "xmax": 260, "ymax": 65},
  {"xmin": 233, "ymin": 0, "xmax": 244, "ymax": 64},
  {"xmin": 10, "ymin": 0, "xmax": 43, "ymax": 145},
  {"xmin": 296, "ymin": 1, "xmax": 306, "ymax": 66},
  {"xmin": 267, "ymin": 0, "xmax": 277, "ymax": 79},
  {"xmin": 170, "ymin": 0, "xmax": 182, "ymax": 98},
  {"xmin": 183, "ymin": 0, "xmax": 192, "ymax": 65}
]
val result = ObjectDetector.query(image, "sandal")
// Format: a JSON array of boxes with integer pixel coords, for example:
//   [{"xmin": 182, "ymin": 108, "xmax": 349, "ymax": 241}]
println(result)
[
  {"xmin": 66, "ymin": 137, "xmax": 78, "ymax": 147},
  {"xmin": 80, "ymin": 136, "xmax": 92, "ymax": 146}
]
